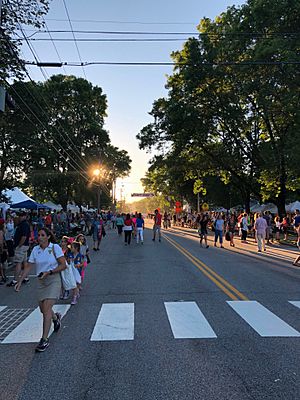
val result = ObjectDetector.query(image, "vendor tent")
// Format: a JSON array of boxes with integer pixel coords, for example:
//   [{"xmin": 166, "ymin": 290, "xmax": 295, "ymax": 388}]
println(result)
[
  {"xmin": 286, "ymin": 201, "xmax": 300, "ymax": 213},
  {"xmin": 67, "ymin": 204, "xmax": 80, "ymax": 213},
  {"xmin": 43, "ymin": 201, "xmax": 63, "ymax": 211},
  {"xmin": 10, "ymin": 199, "xmax": 50, "ymax": 210},
  {"xmin": 261, "ymin": 203, "xmax": 278, "ymax": 214},
  {"xmin": 2, "ymin": 187, "xmax": 33, "ymax": 203}
]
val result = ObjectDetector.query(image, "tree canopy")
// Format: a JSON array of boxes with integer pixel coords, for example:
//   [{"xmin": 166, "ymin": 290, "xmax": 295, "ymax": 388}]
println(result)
[
  {"xmin": 1, "ymin": 75, "xmax": 131, "ymax": 207},
  {"xmin": 137, "ymin": 0, "xmax": 300, "ymax": 215}
]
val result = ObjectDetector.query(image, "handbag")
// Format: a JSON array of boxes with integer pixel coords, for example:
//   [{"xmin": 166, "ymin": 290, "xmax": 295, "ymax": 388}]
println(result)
[
  {"xmin": 61, "ymin": 262, "xmax": 77, "ymax": 290},
  {"xmin": 225, "ymin": 231, "xmax": 231, "ymax": 241},
  {"xmin": 52, "ymin": 243, "xmax": 77, "ymax": 290},
  {"xmin": 71, "ymin": 261, "xmax": 82, "ymax": 284}
]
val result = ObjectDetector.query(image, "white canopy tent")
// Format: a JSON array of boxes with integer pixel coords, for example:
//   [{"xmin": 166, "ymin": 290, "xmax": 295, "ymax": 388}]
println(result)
[
  {"xmin": 2, "ymin": 187, "xmax": 33, "ymax": 204},
  {"xmin": 43, "ymin": 201, "xmax": 63, "ymax": 211},
  {"xmin": 67, "ymin": 204, "xmax": 80, "ymax": 213},
  {"xmin": 286, "ymin": 201, "xmax": 300, "ymax": 213}
]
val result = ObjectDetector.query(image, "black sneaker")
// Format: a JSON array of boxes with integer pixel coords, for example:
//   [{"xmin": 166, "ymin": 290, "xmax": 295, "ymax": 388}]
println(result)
[
  {"xmin": 53, "ymin": 313, "xmax": 61, "ymax": 332},
  {"xmin": 6, "ymin": 280, "xmax": 17, "ymax": 287},
  {"xmin": 22, "ymin": 278, "xmax": 30, "ymax": 284},
  {"xmin": 35, "ymin": 338, "xmax": 49, "ymax": 352}
]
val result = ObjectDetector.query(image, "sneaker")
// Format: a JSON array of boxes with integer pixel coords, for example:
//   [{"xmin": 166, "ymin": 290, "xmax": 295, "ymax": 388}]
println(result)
[
  {"xmin": 152, "ymin": 238, "xmax": 155, "ymax": 242},
  {"xmin": 35, "ymin": 338, "xmax": 49, "ymax": 352},
  {"xmin": 141, "ymin": 241, "xmax": 143, "ymax": 245},
  {"xmin": 53, "ymin": 313, "xmax": 61, "ymax": 332},
  {"xmin": 63, "ymin": 290, "xmax": 69, "ymax": 300},
  {"xmin": 206, "ymin": 245, "xmax": 209, "ymax": 249},
  {"xmin": 6, "ymin": 280, "xmax": 17, "ymax": 287},
  {"xmin": 71, "ymin": 296, "xmax": 77, "ymax": 305},
  {"xmin": 159, "ymin": 239, "xmax": 161, "ymax": 242},
  {"xmin": 22, "ymin": 278, "xmax": 30, "ymax": 284}
]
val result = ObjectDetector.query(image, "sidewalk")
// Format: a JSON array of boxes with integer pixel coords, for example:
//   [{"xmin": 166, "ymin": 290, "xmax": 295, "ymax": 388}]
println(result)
[{"xmin": 163, "ymin": 225, "xmax": 300, "ymax": 267}]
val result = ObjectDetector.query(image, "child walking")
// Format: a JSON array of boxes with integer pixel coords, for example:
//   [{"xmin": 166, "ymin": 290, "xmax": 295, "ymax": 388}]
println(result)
[{"xmin": 70, "ymin": 241, "xmax": 83, "ymax": 305}]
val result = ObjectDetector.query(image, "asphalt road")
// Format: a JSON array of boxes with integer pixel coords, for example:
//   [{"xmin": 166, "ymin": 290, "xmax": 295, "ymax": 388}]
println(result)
[{"xmin": 1, "ymin": 224, "xmax": 300, "ymax": 400}]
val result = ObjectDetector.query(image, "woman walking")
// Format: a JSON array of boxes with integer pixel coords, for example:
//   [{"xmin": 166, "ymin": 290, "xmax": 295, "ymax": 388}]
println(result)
[
  {"xmin": 116, "ymin": 214, "xmax": 124, "ymax": 235},
  {"xmin": 15, "ymin": 228, "xmax": 66, "ymax": 352},
  {"xmin": 214, "ymin": 213, "xmax": 224, "ymax": 248},
  {"xmin": 123, "ymin": 214, "xmax": 134, "ymax": 245},
  {"xmin": 199, "ymin": 213, "xmax": 210, "ymax": 248},
  {"xmin": 226, "ymin": 214, "xmax": 236, "ymax": 247}
]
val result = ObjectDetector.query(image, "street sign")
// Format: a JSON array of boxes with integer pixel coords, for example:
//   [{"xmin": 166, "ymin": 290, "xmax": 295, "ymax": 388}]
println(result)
[{"xmin": 131, "ymin": 193, "xmax": 155, "ymax": 198}]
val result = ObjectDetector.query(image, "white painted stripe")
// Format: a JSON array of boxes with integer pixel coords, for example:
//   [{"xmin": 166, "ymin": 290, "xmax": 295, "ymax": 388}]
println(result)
[
  {"xmin": 0, "ymin": 306, "xmax": 7, "ymax": 313},
  {"xmin": 2, "ymin": 304, "xmax": 70, "ymax": 344},
  {"xmin": 164, "ymin": 301, "xmax": 217, "ymax": 339},
  {"xmin": 289, "ymin": 301, "xmax": 300, "ymax": 310},
  {"xmin": 90, "ymin": 303, "xmax": 134, "ymax": 341},
  {"xmin": 228, "ymin": 301, "xmax": 300, "ymax": 337}
]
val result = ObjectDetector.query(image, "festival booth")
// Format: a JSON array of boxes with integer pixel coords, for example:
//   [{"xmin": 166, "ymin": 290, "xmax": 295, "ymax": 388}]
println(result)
[
  {"xmin": 286, "ymin": 201, "xmax": 300, "ymax": 213},
  {"xmin": 67, "ymin": 203, "xmax": 80, "ymax": 213},
  {"xmin": 10, "ymin": 199, "xmax": 51, "ymax": 210},
  {"xmin": 2, "ymin": 187, "xmax": 33, "ymax": 204},
  {"xmin": 43, "ymin": 201, "xmax": 63, "ymax": 211}
]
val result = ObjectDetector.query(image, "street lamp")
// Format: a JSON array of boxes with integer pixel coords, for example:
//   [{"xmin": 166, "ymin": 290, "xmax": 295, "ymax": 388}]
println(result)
[{"xmin": 93, "ymin": 168, "xmax": 102, "ymax": 212}]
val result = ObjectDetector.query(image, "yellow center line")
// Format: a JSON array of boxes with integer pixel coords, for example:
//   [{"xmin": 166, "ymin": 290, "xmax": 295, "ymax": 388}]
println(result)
[{"xmin": 164, "ymin": 234, "xmax": 249, "ymax": 301}]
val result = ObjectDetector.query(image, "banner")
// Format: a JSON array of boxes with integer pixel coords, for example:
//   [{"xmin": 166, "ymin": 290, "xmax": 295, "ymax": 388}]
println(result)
[{"xmin": 131, "ymin": 193, "xmax": 155, "ymax": 198}]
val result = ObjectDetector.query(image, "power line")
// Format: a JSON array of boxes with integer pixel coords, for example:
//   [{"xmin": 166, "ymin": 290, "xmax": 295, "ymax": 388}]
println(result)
[
  {"xmin": 24, "ymin": 60, "xmax": 300, "ymax": 67},
  {"xmin": 7, "ymin": 81, "xmax": 110, "ymax": 196},
  {"xmin": 44, "ymin": 18, "xmax": 197, "ymax": 26},
  {"xmin": 11, "ymin": 30, "xmax": 92, "ymax": 172},
  {"xmin": 17, "ymin": 29, "xmax": 300, "ymax": 37},
  {"xmin": 6, "ymin": 81, "xmax": 94, "ymax": 184},
  {"xmin": 41, "ymin": 16, "xmax": 69, "ymax": 75},
  {"xmin": 62, "ymin": 0, "xmax": 87, "ymax": 80},
  {"xmin": 18, "ymin": 38, "xmax": 192, "ymax": 42}
]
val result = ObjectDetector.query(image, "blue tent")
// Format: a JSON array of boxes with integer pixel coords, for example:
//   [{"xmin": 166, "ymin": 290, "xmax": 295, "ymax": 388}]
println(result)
[{"xmin": 10, "ymin": 199, "xmax": 51, "ymax": 210}]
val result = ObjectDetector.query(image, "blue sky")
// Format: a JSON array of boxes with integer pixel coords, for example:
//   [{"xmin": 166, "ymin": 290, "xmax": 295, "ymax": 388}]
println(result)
[{"xmin": 21, "ymin": 0, "xmax": 246, "ymax": 202}]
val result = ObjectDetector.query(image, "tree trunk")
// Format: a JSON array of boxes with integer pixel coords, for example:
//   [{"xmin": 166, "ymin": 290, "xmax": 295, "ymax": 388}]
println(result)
[{"xmin": 276, "ymin": 156, "xmax": 287, "ymax": 218}]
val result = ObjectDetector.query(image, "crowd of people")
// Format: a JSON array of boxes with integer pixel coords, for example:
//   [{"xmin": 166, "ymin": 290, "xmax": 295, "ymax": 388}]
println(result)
[{"xmin": 0, "ymin": 205, "xmax": 299, "ymax": 352}]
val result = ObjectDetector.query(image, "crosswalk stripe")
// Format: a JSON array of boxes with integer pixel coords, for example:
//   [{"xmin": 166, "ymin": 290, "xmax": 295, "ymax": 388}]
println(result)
[
  {"xmin": 227, "ymin": 301, "xmax": 300, "ymax": 337},
  {"xmin": 0, "ymin": 306, "xmax": 7, "ymax": 313},
  {"xmin": 288, "ymin": 301, "xmax": 300, "ymax": 310},
  {"xmin": 1, "ymin": 305, "xmax": 70, "ymax": 344},
  {"xmin": 164, "ymin": 301, "xmax": 217, "ymax": 339},
  {"xmin": 90, "ymin": 303, "xmax": 134, "ymax": 341}
]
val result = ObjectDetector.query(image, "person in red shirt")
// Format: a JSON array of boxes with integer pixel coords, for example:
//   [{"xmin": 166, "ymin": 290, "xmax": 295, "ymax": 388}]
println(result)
[
  {"xmin": 152, "ymin": 209, "xmax": 162, "ymax": 242},
  {"xmin": 123, "ymin": 214, "xmax": 134, "ymax": 245}
]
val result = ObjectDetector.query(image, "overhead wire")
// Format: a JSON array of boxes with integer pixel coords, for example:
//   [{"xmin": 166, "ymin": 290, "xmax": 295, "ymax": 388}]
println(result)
[
  {"xmin": 44, "ymin": 18, "xmax": 197, "ymax": 25},
  {"xmin": 41, "ymin": 16, "xmax": 69, "ymax": 75},
  {"xmin": 62, "ymin": 0, "xmax": 87, "ymax": 79},
  {"xmin": 7, "ymin": 80, "xmax": 111, "ymax": 195},
  {"xmin": 3, "ymin": 33, "xmax": 110, "ymax": 194},
  {"xmin": 24, "ymin": 60, "xmax": 300, "ymax": 66},
  {"xmin": 14, "ymin": 27, "xmax": 93, "ymax": 172}
]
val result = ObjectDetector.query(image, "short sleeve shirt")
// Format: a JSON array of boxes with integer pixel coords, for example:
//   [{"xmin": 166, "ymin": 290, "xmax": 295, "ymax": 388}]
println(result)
[
  {"xmin": 14, "ymin": 221, "xmax": 30, "ymax": 246},
  {"xmin": 28, "ymin": 243, "xmax": 64, "ymax": 275}
]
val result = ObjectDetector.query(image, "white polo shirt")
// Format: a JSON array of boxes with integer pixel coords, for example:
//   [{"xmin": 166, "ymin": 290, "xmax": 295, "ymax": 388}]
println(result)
[{"xmin": 28, "ymin": 243, "xmax": 64, "ymax": 275}]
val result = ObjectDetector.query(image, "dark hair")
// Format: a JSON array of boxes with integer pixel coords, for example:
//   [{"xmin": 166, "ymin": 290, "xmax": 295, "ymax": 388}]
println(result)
[
  {"xmin": 38, "ymin": 227, "xmax": 57, "ymax": 243},
  {"xmin": 126, "ymin": 213, "xmax": 131, "ymax": 220},
  {"xmin": 138, "ymin": 213, "xmax": 142, "ymax": 219},
  {"xmin": 72, "ymin": 241, "xmax": 81, "ymax": 252}
]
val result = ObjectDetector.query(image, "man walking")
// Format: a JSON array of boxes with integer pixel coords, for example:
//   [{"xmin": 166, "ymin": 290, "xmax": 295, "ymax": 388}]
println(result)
[
  {"xmin": 152, "ymin": 209, "xmax": 162, "ymax": 242},
  {"xmin": 7, "ymin": 212, "xmax": 30, "ymax": 287},
  {"xmin": 254, "ymin": 213, "xmax": 268, "ymax": 252}
]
